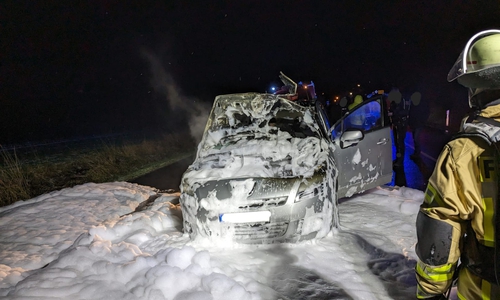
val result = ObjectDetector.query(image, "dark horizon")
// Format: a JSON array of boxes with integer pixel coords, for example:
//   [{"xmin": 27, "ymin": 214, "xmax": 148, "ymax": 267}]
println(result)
[{"xmin": 1, "ymin": 1, "xmax": 499, "ymax": 145}]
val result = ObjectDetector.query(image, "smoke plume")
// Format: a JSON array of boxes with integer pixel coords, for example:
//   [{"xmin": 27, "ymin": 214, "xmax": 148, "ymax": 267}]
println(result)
[{"xmin": 141, "ymin": 49, "xmax": 210, "ymax": 143}]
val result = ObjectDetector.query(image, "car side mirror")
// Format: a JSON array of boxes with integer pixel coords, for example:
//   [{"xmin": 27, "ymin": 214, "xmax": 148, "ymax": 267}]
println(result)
[{"xmin": 340, "ymin": 129, "xmax": 364, "ymax": 148}]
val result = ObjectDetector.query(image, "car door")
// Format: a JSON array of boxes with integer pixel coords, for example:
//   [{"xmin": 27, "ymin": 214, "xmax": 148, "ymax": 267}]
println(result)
[{"xmin": 331, "ymin": 96, "xmax": 392, "ymax": 198}]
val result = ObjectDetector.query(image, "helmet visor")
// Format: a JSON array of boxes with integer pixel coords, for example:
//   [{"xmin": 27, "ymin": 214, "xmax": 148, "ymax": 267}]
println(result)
[{"xmin": 447, "ymin": 49, "xmax": 465, "ymax": 82}]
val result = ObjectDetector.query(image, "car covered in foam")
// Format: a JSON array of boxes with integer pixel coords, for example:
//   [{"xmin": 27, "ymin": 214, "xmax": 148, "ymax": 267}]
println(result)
[{"xmin": 179, "ymin": 74, "xmax": 392, "ymax": 243}]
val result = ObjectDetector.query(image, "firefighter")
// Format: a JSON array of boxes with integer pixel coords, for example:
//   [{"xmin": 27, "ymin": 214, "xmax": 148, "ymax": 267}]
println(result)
[{"xmin": 415, "ymin": 29, "xmax": 500, "ymax": 299}]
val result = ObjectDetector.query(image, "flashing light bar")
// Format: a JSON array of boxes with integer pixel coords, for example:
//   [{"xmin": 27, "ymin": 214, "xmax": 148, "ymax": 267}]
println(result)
[{"xmin": 219, "ymin": 211, "xmax": 271, "ymax": 223}]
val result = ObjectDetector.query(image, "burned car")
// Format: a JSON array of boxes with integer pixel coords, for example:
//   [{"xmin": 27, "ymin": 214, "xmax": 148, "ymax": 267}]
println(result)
[{"xmin": 179, "ymin": 74, "xmax": 392, "ymax": 243}]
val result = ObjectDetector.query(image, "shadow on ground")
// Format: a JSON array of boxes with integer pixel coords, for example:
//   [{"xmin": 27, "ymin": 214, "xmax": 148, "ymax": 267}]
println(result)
[
  {"xmin": 268, "ymin": 245, "xmax": 353, "ymax": 300},
  {"xmin": 354, "ymin": 234, "xmax": 417, "ymax": 299}
]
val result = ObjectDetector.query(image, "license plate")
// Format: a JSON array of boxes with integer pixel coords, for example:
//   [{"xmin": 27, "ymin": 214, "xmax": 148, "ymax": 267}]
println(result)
[{"xmin": 219, "ymin": 211, "xmax": 271, "ymax": 223}]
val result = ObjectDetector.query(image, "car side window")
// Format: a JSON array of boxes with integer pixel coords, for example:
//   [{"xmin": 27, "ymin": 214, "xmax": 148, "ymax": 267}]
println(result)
[{"xmin": 331, "ymin": 99, "xmax": 382, "ymax": 139}]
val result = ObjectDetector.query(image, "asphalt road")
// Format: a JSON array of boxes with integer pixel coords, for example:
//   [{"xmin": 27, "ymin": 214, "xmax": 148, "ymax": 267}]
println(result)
[{"xmin": 130, "ymin": 154, "xmax": 196, "ymax": 192}]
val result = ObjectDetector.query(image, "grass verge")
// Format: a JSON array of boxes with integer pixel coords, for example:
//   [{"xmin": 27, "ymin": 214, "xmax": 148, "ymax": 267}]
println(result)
[{"xmin": 0, "ymin": 133, "xmax": 196, "ymax": 208}]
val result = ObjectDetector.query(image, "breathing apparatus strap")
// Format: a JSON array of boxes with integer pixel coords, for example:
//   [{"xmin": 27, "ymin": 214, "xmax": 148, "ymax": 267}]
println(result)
[
  {"xmin": 476, "ymin": 115, "xmax": 500, "ymax": 129},
  {"xmin": 456, "ymin": 114, "xmax": 500, "ymax": 285},
  {"xmin": 467, "ymin": 113, "xmax": 500, "ymax": 285}
]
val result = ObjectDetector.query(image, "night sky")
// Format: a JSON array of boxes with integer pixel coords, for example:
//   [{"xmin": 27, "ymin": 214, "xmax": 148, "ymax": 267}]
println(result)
[{"xmin": 2, "ymin": 1, "xmax": 499, "ymax": 144}]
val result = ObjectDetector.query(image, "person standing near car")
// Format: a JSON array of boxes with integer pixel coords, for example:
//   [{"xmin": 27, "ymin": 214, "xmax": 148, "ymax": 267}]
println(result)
[
  {"xmin": 415, "ymin": 29, "xmax": 500, "ymax": 299},
  {"xmin": 408, "ymin": 91, "xmax": 430, "ymax": 160},
  {"xmin": 348, "ymin": 94, "xmax": 363, "ymax": 111},
  {"xmin": 388, "ymin": 87, "xmax": 410, "ymax": 168}
]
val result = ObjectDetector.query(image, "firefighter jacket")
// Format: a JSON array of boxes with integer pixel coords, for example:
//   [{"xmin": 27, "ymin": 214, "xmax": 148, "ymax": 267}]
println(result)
[{"xmin": 415, "ymin": 103, "xmax": 500, "ymax": 299}]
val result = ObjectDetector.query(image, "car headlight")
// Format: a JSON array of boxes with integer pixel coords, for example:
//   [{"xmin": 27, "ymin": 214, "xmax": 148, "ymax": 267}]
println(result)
[
  {"xmin": 294, "ymin": 171, "xmax": 326, "ymax": 203},
  {"xmin": 295, "ymin": 183, "xmax": 323, "ymax": 202}
]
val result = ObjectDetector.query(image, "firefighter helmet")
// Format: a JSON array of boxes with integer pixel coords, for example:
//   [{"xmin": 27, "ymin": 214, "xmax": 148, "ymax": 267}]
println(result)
[
  {"xmin": 448, "ymin": 29, "xmax": 500, "ymax": 87},
  {"xmin": 448, "ymin": 29, "xmax": 500, "ymax": 107}
]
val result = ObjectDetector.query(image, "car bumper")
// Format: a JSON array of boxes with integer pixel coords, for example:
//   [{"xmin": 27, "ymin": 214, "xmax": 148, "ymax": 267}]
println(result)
[{"xmin": 181, "ymin": 180, "xmax": 334, "ymax": 244}]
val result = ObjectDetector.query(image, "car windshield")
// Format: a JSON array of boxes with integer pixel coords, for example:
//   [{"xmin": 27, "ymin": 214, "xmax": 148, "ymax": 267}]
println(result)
[{"xmin": 200, "ymin": 94, "xmax": 321, "ymax": 153}]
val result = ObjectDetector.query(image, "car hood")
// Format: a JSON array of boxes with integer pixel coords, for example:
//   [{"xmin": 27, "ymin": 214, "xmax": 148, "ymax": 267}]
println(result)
[{"xmin": 183, "ymin": 135, "xmax": 329, "ymax": 185}]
